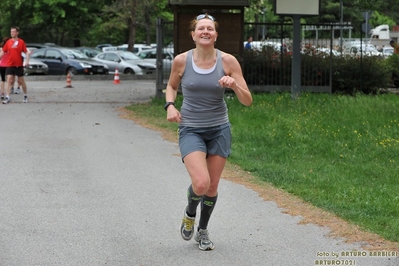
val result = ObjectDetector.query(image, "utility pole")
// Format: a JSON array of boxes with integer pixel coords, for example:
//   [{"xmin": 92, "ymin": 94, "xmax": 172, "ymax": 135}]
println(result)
[
  {"xmin": 260, "ymin": 7, "xmax": 266, "ymax": 40},
  {"xmin": 364, "ymin": 11, "xmax": 369, "ymax": 39},
  {"xmin": 291, "ymin": 15, "xmax": 301, "ymax": 100}
]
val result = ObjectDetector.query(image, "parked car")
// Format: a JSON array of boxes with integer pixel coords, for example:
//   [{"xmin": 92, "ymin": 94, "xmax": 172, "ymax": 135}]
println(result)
[
  {"xmin": 93, "ymin": 50, "xmax": 156, "ymax": 75},
  {"xmin": 117, "ymin": 44, "xmax": 153, "ymax": 54},
  {"xmin": 43, "ymin": 42, "xmax": 59, "ymax": 47},
  {"xmin": 136, "ymin": 47, "xmax": 174, "ymax": 62},
  {"xmin": 95, "ymin": 43, "xmax": 113, "ymax": 50},
  {"xmin": 24, "ymin": 59, "xmax": 49, "ymax": 75},
  {"xmin": 27, "ymin": 43, "xmax": 61, "ymax": 48},
  {"xmin": 245, "ymin": 41, "xmax": 289, "ymax": 54},
  {"xmin": 22, "ymin": 53, "xmax": 49, "ymax": 75},
  {"xmin": 382, "ymin": 46, "xmax": 394, "ymax": 58},
  {"xmin": 26, "ymin": 43, "xmax": 58, "ymax": 55},
  {"xmin": 74, "ymin": 47, "xmax": 102, "ymax": 58},
  {"xmin": 30, "ymin": 47, "xmax": 109, "ymax": 75},
  {"xmin": 344, "ymin": 44, "xmax": 381, "ymax": 57},
  {"xmin": 136, "ymin": 48, "xmax": 174, "ymax": 74},
  {"xmin": 102, "ymin": 46, "xmax": 118, "ymax": 52},
  {"xmin": 314, "ymin": 47, "xmax": 341, "ymax": 57}
]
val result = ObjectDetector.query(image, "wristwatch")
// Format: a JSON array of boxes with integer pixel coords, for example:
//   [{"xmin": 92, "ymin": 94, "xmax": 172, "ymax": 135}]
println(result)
[{"xmin": 164, "ymin": 102, "xmax": 175, "ymax": 111}]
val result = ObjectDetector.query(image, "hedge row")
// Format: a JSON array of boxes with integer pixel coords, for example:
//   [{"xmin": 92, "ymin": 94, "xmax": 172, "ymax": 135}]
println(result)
[{"xmin": 242, "ymin": 49, "xmax": 397, "ymax": 95}]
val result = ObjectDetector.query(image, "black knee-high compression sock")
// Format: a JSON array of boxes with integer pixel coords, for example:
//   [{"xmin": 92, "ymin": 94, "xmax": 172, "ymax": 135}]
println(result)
[
  {"xmin": 198, "ymin": 194, "xmax": 218, "ymax": 230},
  {"xmin": 186, "ymin": 185, "xmax": 202, "ymax": 217}
]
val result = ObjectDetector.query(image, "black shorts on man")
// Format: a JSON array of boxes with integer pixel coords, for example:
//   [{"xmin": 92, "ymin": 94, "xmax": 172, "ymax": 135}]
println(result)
[{"xmin": 5, "ymin": 66, "xmax": 24, "ymax": 77}]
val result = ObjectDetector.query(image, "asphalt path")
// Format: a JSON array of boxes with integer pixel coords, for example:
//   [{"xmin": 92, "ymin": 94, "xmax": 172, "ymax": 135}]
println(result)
[{"xmin": 0, "ymin": 79, "xmax": 398, "ymax": 266}]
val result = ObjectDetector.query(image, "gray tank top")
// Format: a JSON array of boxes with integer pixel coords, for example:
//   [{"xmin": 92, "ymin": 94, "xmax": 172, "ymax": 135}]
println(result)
[{"xmin": 180, "ymin": 49, "xmax": 229, "ymax": 127}]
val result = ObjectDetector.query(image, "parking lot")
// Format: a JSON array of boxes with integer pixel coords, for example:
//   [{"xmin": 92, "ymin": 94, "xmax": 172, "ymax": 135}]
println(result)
[{"xmin": 14, "ymin": 76, "xmax": 156, "ymax": 104}]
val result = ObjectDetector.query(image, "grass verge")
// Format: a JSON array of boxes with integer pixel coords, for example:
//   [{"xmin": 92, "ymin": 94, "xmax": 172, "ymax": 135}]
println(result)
[{"xmin": 124, "ymin": 92, "xmax": 399, "ymax": 248}]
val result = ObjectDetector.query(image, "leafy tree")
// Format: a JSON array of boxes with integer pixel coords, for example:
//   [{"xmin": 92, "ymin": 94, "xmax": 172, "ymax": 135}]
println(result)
[
  {"xmin": 0, "ymin": 0, "xmax": 171, "ymax": 48},
  {"xmin": 1, "ymin": 0, "xmax": 399, "ymax": 48},
  {"xmin": 334, "ymin": 0, "xmax": 399, "ymax": 29},
  {"xmin": 369, "ymin": 11, "xmax": 396, "ymax": 29},
  {"xmin": 89, "ymin": 0, "xmax": 172, "ymax": 50},
  {"xmin": 0, "ymin": 0, "xmax": 106, "ymax": 45}
]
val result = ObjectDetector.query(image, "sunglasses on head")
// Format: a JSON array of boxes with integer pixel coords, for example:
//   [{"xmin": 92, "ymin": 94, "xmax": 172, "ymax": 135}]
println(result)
[{"xmin": 196, "ymin": 14, "xmax": 215, "ymax": 21}]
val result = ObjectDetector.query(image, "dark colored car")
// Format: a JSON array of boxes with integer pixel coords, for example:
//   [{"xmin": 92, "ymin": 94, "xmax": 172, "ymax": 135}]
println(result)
[
  {"xmin": 26, "ymin": 43, "xmax": 52, "ymax": 50},
  {"xmin": 30, "ymin": 47, "xmax": 109, "ymax": 75},
  {"xmin": 75, "ymin": 47, "xmax": 102, "ymax": 58}
]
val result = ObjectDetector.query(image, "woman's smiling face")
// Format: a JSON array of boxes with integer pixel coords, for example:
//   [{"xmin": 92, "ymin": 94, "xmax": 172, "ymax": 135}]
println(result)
[{"xmin": 192, "ymin": 18, "xmax": 218, "ymax": 46}]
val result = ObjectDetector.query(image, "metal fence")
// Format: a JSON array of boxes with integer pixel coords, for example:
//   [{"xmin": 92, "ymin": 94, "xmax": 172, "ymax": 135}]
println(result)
[
  {"xmin": 155, "ymin": 19, "xmax": 174, "ymax": 98},
  {"xmin": 155, "ymin": 20, "xmax": 364, "ymax": 96},
  {"xmin": 243, "ymin": 22, "xmax": 339, "ymax": 93}
]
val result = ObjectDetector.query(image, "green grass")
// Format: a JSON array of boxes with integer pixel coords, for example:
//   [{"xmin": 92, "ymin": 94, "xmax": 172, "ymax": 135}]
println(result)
[{"xmin": 126, "ymin": 92, "xmax": 399, "ymax": 242}]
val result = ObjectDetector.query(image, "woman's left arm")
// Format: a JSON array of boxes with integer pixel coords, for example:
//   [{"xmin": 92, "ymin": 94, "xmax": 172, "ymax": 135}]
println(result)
[{"xmin": 220, "ymin": 53, "xmax": 252, "ymax": 106}]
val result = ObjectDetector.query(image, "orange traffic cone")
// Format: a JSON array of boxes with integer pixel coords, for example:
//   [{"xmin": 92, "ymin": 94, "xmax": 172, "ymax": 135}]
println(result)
[
  {"xmin": 113, "ymin": 68, "xmax": 121, "ymax": 84},
  {"xmin": 64, "ymin": 71, "xmax": 73, "ymax": 88}
]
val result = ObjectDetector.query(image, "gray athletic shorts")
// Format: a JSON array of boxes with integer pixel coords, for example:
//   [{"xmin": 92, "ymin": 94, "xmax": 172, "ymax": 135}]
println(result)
[{"xmin": 178, "ymin": 122, "xmax": 231, "ymax": 160}]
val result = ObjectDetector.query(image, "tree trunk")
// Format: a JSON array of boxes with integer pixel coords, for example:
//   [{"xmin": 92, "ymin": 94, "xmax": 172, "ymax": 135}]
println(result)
[
  {"xmin": 127, "ymin": 8, "xmax": 137, "ymax": 53},
  {"xmin": 145, "ymin": 6, "xmax": 151, "ymax": 45}
]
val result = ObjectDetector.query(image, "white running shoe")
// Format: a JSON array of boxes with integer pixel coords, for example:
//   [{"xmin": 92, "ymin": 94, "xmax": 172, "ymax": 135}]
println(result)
[
  {"xmin": 2, "ymin": 96, "xmax": 10, "ymax": 104},
  {"xmin": 23, "ymin": 96, "xmax": 28, "ymax": 103},
  {"xmin": 195, "ymin": 229, "xmax": 214, "ymax": 251},
  {"xmin": 15, "ymin": 87, "xmax": 21, "ymax": 94}
]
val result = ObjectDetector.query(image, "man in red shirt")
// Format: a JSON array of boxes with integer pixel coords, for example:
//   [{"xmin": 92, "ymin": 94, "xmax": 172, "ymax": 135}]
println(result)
[{"xmin": 0, "ymin": 26, "xmax": 29, "ymax": 104}]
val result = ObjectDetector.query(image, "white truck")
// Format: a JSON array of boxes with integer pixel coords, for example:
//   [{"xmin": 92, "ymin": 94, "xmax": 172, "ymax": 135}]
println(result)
[{"xmin": 370, "ymin": 25, "xmax": 390, "ymax": 39}]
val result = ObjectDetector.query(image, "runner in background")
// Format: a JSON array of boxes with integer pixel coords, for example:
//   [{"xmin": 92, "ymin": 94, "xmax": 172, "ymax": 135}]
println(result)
[{"xmin": 0, "ymin": 26, "xmax": 29, "ymax": 104}]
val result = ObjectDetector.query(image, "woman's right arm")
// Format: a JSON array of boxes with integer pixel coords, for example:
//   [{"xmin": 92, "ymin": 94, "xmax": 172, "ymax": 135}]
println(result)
[{"xmin": 165, "ymin": 52, "xmax": 186, "ymax": 123}]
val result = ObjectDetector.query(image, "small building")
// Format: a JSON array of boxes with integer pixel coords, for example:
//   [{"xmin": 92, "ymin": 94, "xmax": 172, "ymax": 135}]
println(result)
[
  {"xmin": 168, "ymin": 0, "xmax": 250, "ymax": 57},
  {"xmin": 390, "ymin": 25, "xmax": 399, "ymax": 43}
]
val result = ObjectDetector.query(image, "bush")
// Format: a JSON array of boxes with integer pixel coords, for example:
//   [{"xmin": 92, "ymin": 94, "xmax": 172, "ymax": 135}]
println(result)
[
  {"xmin": 242, "ymin": 50, "xmax": 392, "ymax": 95},
  {"xmin": 332, "ymin": 55, "xmax": 391, "ymax": 95},
  {"xmin": 243, "ymin": 48, "xmax": 291, "ymax": 86},
  {"xmin": 384, "ymin": 54, "xmax": 399, "ymax": 87}
]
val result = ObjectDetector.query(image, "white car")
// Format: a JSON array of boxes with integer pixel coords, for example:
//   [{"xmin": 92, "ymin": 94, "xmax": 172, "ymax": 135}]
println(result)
[
  {"xmin": 382, "ymin": 47, "xmax": 394, "ymax": 58},
  {"xmin": 315, "ymin": 47, "xmax": 341, "ymax": 57},
  {"xmin": 93, "ymin": 50, "xmax": 156, "ymax": 75},
  {"xmin": 136, "ymin": 48, "xmax": 174, "ymax": 74},
  {"xmin": 244, "ymin": 41, "xmax": 289, "ymax": 53},
  {"xmin": 117, "ymin": 44, "xmax": 153, "ymax": 54},
  {"xmin": 22, "ymin": 52, "xmax": 49, "ymax": 75},
  {"xmin": 344, "ymin": 44, "xmax": 381, "ymax": 57},
  {"xmin": 24, "ymin": 58, "xmax": 49, "ymax": 75}
]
